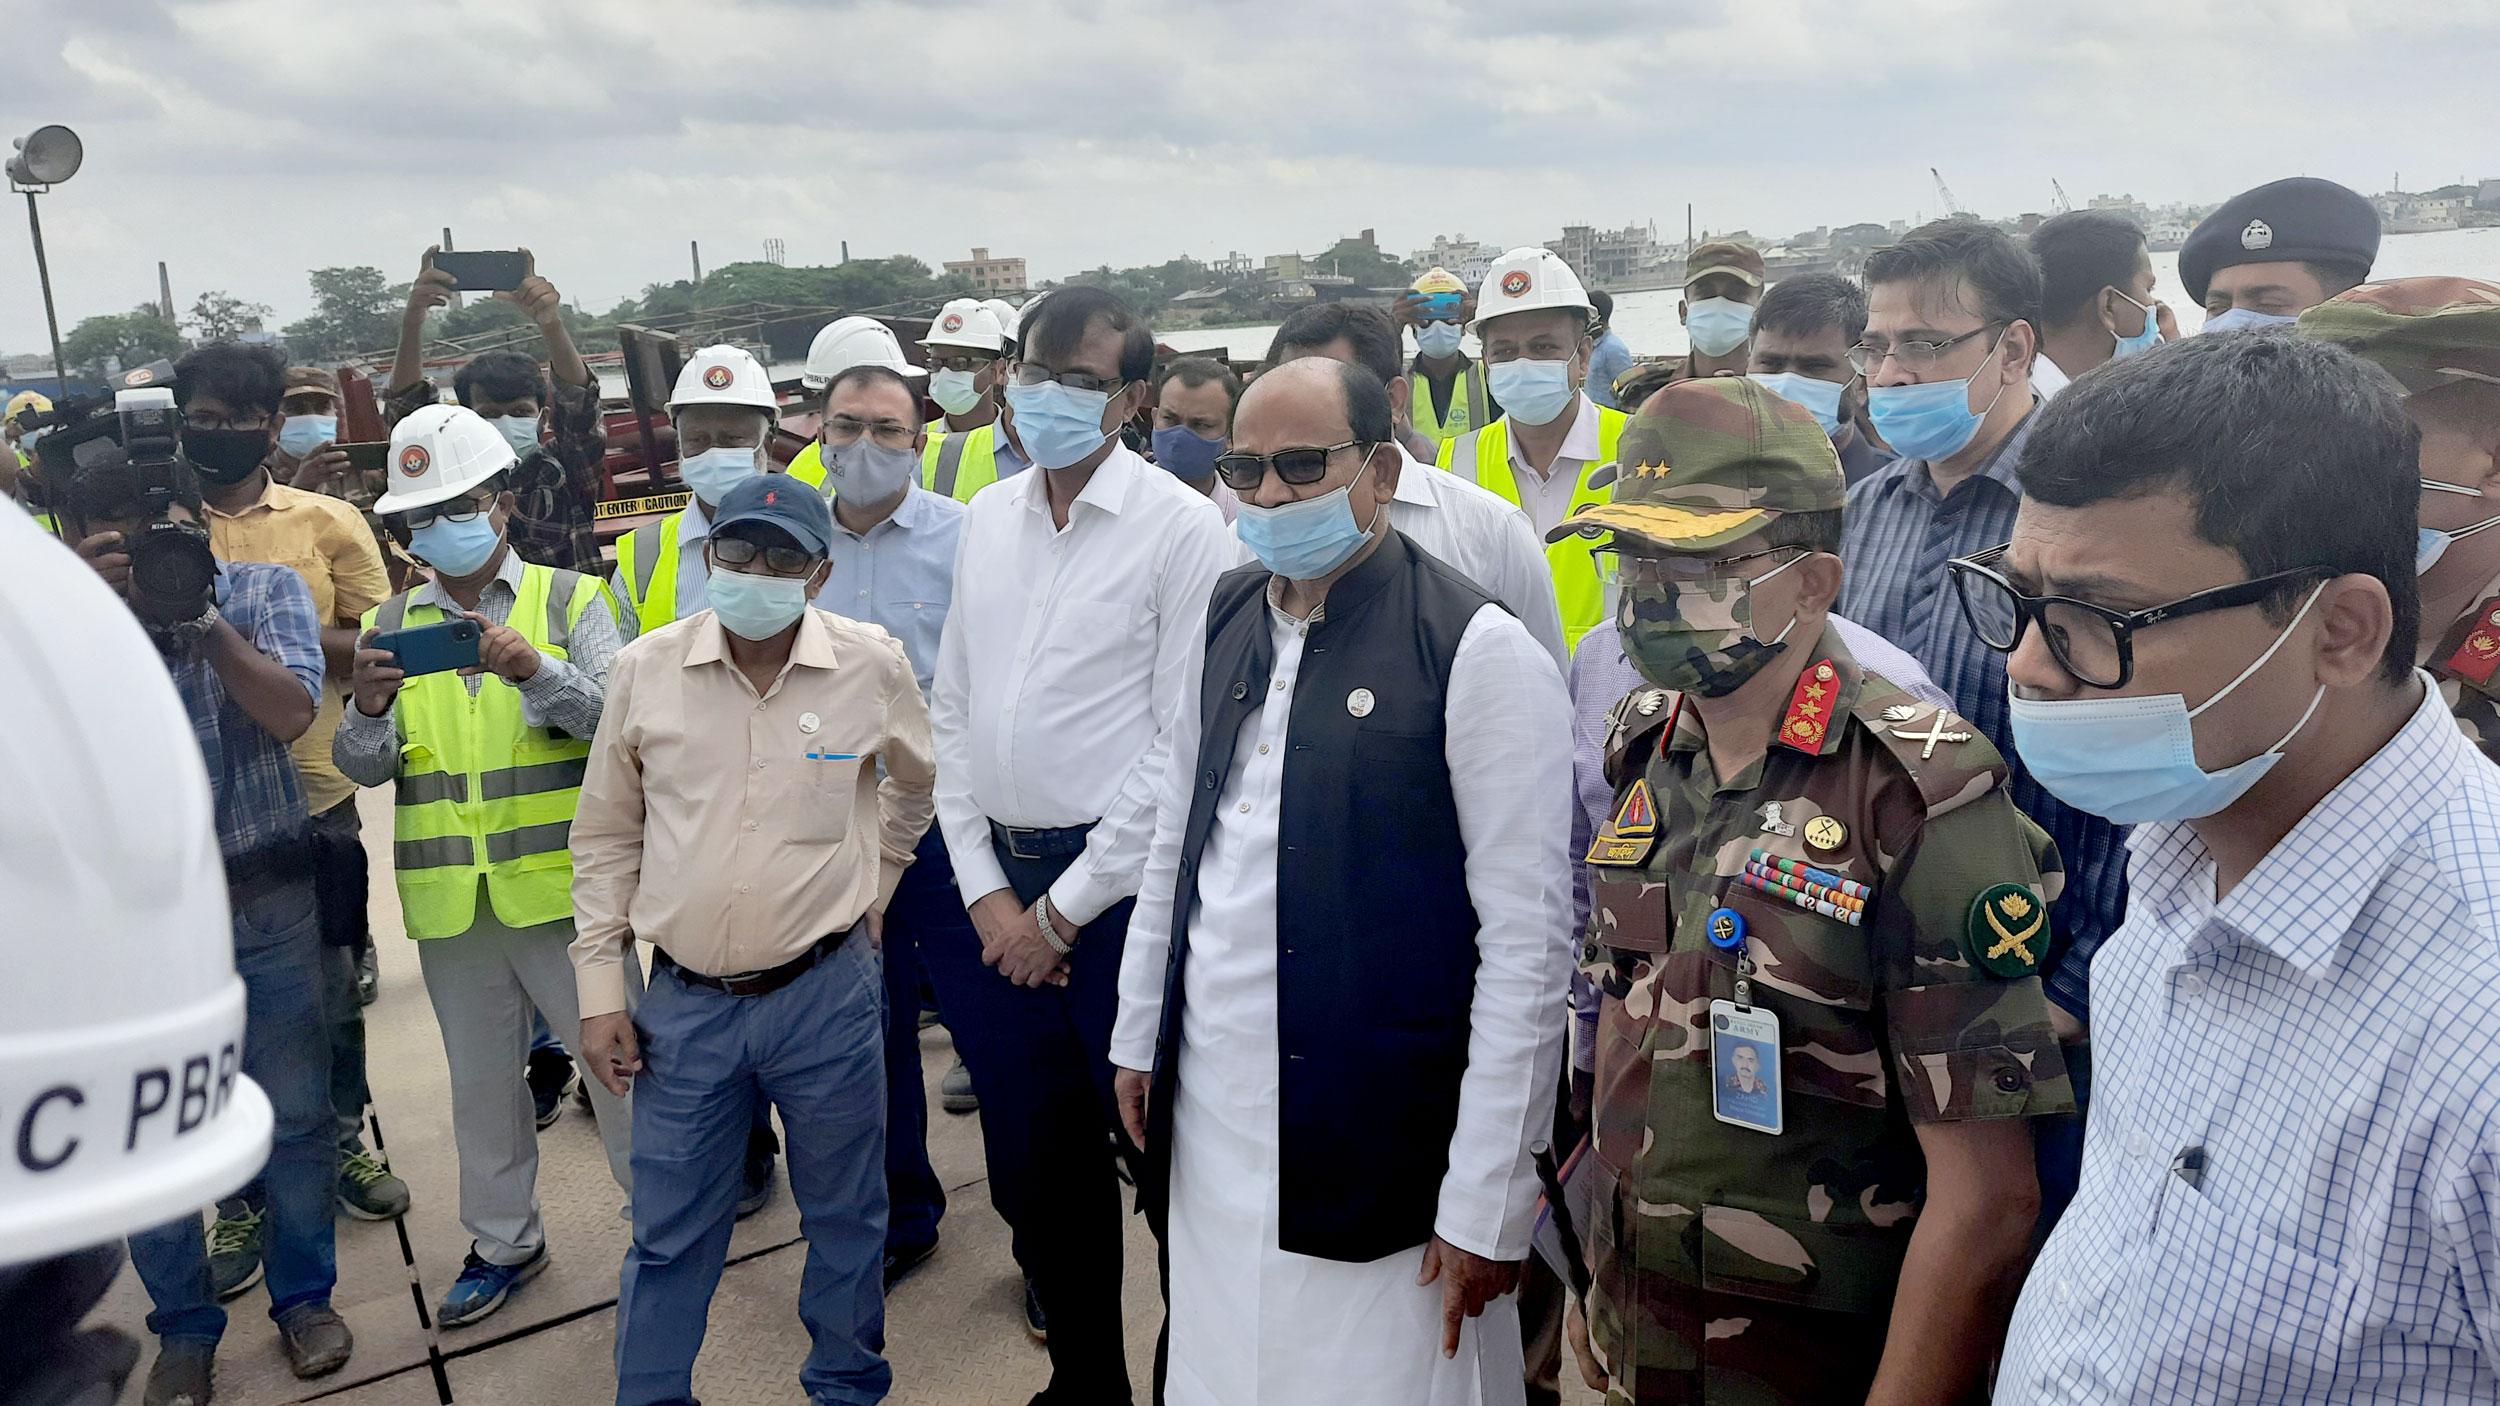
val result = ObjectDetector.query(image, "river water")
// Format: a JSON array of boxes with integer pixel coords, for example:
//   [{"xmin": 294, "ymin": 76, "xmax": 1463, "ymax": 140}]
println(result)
[{"xmin": 1154, "ymin": 226, "xmax": 2500, "ymax": 364}]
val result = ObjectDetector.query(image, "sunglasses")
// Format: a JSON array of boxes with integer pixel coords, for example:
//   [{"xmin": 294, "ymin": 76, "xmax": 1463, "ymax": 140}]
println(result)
[
  {"xmin": 1212, "ymin": 440, "xmax": 1372, "ymax": 493},
  {"xmin": 710, "ymin": 536, "xmax": 817, "ymax": 577}
]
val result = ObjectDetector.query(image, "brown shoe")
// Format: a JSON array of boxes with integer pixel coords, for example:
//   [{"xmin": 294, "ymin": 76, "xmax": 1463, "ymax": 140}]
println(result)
[{"xmin": 275, "ymin": 1303, "xmax": 352, "ymax": 1379}]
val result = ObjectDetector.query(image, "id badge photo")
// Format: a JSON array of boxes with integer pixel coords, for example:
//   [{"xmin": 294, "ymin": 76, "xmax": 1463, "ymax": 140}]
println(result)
[{"xmin": 1709, "ymin": 998, "xmax": 1784, "ymax": 1136}]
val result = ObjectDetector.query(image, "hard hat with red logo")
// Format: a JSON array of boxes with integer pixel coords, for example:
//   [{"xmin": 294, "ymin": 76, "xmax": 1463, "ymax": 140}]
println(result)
[
  {"xmin": 1472, "ymin": 247, "xmax": 1595, "ymax": 333},
  {"xmin": 799, "ymin": 319, "xmax": 912, "ymax": 392},
  {"xmin": 373, "ymin": 403, "xmax": 520, "ymax": 515},
  {"xmin": 672, "ymin": 343, "xmax": 780, "ymax": 412},
  {"xmin": 920, "ymin": 298, "xmax": 1006, "ymax": 355}
]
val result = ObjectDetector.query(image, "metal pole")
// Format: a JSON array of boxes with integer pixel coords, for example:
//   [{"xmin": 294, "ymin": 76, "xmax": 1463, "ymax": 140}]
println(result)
[{"xmin": 26, "ymin": 190, "xmax": 67, "ymax": 398}]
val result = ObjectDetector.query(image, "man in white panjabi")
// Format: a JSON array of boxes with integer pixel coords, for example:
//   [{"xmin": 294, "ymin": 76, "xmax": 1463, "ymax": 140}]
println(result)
[{"xmin": 1113, "ymin": 358, "xmax": 1573, "ymax": 1404}]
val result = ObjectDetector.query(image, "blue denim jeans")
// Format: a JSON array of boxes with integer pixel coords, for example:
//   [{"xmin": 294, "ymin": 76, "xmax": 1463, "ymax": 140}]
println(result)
[
  {"xmin": 615, "ymin": 931, "xmax": 889, "ymax": 1406},
  {"xmin": 128, "ymin": 878, "xmax": 338, "ymax": 1342}
]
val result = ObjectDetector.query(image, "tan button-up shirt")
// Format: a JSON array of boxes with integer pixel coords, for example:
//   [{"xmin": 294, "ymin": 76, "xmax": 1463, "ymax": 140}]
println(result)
[{"xmin": 569, "ymin": 607, "xmax": 936, "ymax": 1018}]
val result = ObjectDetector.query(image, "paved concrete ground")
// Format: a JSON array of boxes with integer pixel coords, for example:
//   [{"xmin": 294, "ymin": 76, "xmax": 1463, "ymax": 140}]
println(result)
[{"xmin": 91, "ymin": 789, "xmax": 1598, "ymax": 1404}]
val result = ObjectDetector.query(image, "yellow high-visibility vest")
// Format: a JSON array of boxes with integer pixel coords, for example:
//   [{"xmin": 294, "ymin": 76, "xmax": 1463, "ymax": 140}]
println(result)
[
  {"xmin": 612, "ymin": 511, "xmax": 689, "ymax": 637},
  {"xmin": 1410, "ymin": 359, "xmax": 1491, "ymax": 443},
  {"xmin": 364, "ymin": 563, "xmax": 606, "ymax": 939},
  {"xmin": 1439, "ymin": 405, "xmax": 1628, "ymax": 652}
]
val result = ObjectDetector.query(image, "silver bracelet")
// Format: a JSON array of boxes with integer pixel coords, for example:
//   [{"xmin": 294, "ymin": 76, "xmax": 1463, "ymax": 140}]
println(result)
[{"xmin": 1035, "ymin": 894, "xmax": 1073, "ymax": 956}]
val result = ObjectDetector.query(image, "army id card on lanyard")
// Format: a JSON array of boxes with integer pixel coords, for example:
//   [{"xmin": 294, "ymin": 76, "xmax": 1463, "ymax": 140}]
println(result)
[{"xmin": 1705, "ymin": 904, "xmax": 1783, "ymax": 1135}]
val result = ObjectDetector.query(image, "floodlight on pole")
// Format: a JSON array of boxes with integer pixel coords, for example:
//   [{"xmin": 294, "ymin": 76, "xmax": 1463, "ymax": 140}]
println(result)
[{"xmin": 9, "ymin": 125, "xmax": 85, "ymax": 400}]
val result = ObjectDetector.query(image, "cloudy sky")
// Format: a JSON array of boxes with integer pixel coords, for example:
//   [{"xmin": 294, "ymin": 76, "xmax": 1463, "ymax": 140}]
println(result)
[{"xmin": 5, "ymin": 0, "xmax": 2494, "ymax": 352}]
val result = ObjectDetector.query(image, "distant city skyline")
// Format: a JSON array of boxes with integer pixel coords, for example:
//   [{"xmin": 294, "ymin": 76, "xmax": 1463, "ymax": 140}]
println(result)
[{"xmin": 6, "ymin": 0, "xmax": 2495, "ymax": 351}]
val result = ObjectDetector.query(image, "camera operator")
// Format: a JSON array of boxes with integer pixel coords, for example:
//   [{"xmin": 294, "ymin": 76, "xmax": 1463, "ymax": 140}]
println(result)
[{"xmin": 59, "ymin": 433, "xmax": 358, "ymax": 1394}]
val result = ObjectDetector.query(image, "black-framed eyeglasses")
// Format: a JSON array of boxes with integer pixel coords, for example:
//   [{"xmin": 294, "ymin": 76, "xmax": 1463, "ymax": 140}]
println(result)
[
  {"xmin": 396, "ymin": 490, "xmax": 496, "ymax": 531},
  {"xmin": 1847, "ymin": 323, "xmax": 2001, "ymax": 376},
  {"xmin": 1009, "ymin": 361, "xmax": 1128, "ymax": 395},
  {"xmin": 709, "ymin": 536, "xmax": 817, "ymax": 578},
  {"xmin": 1945, "ymin": 543, "xmax": 2331, "ymax": 689},
  {"xmin": 1213, "ymin": 440, "xmax": 1370, "ymax": 492},
  {"xmin": 1588, "ymin": 544, "xmax": 1803, "ymax": 588},
  {"xmin": 925, "ymin": 352, "xmax": 996, "ymax": 374}
]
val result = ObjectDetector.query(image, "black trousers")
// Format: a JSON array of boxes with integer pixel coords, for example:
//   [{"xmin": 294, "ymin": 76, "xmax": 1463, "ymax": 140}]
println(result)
[{"xmin": 916, "ymin": 835, "xmax": 1137, "ymax": 1405}]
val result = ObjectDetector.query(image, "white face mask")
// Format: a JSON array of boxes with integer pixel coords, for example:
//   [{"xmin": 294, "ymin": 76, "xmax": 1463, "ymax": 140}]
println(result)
[{"xmin": 679, "ymin": 444, "xmax": 760, "ymax": 503}]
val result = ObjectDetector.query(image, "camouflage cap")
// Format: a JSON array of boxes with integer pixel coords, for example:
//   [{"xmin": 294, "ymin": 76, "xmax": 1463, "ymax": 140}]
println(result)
[
  {"xmin": 1685, "ymin": 241, "xmax": 1766, "ymax": 289},
  {"xmin": 2299, "ymin": 276, "xmax": 2500, "ymax": 395},
  {"xmin": 282, "ymin": 366, "xmax": 342, "ymax": 403},
  {"xmin": 1548, "ymin": 377, "xmax": 1844, "ymax": 551}
]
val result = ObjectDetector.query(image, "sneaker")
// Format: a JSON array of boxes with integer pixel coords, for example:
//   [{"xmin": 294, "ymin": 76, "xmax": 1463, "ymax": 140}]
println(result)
[
  {"xmin": 354, "ymin": 944, "xmax": 379, "ymax": 1006},
  {"xmin": 940, "ymin": 1057, "xmax": 978, "ymax": 1114},
  {"xmin": 527, "ymin": 1046, "xmax": 577, "ymax": 1130},
  {"xmin": 735, "ymin": 1146, "xmax": 776, "ymax": 1219},
  {"xmin": 205, "ymin": 1207, "xmax": 264, "ymax": 1302},
  {"xmin": 274, "ymin": 1302, "xmax": 352, "ymax": 1379},
  {"xmin": 436, "ymin": 1245, "xmax": 548, "ymax": 1328},
  {"xmin": 883, "ymin": 1236, "xmax": 938, "ymax": 1289},
  {"xmin": 1023, "ymin": 1277, "xmax": 1049, "ymax": 1343},
  {"xmin": 336, "ymin": 1148, "xmax": 411, "ymax": 1220},
  {"xmin": 143, "ymin": 1338, "xmax": 215, "ymax": 1406}
]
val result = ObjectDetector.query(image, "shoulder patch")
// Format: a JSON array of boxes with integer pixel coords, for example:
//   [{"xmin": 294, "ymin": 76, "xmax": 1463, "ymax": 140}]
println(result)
[
  {"xmin": 1966, "ymin": 883, "xmax": 2048, "ymax": 977},
  {"xmin": 1857, "ymin": 689, "xmax": 2008, "ymax": 818},
  {"xmin": 1603, "ymin": 687, "xmax": 1680, "ymax": 787},
  {"xmin": 2436, "ymin": 596, "xmax": 2500, "ymax": 691},
  {"xmin": 1776, "ymin": 658, "xmax": 1840, "ymax": 754}
]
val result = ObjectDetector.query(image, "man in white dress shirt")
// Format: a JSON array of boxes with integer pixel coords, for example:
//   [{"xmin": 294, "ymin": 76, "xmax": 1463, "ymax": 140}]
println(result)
[
  {"xmin": 1113, "ymin": 358, "xmax": 1573, "ymax": 1405},
  {"xmin": 1264, "ymin": 302, "xmax": 1568, "ymax": 670},
  {"xmin": 929, "ymin": 286, "xmax": 1235, "ymax": 1405}
]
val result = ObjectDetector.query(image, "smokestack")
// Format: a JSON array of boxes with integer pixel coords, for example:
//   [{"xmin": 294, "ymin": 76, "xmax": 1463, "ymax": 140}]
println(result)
[
  {"xmin": 691, "ymin": 240, "xmax": 703, "ymax": 283},
  {"xmin": 841, "ymin": 240, "xmax": 850, "ymax": 264},
  {"xmin": 158, "ymin": 261, "xmax": 174, "ymax": 321}
]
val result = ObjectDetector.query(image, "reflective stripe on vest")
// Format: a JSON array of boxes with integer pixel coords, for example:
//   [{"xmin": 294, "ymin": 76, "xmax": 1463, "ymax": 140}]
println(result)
[
  {"xmin": 921, "ymin": 424, "xmax": 999, "ymax": 502},
  {"xmin": 1438, "ymin": 405, "xmax": 1627, "ymax": 653},
  {"xmin": 614, "ymin": 511, "xmax": 686, "ymax": 637},
  {"xmin": 786, "ymin": 439, "xmax": 830, "ymax": 491},
  {"xmin": 364, "ymin": 563, "xmax": 605, "ymax": 939},
  {"xmin": 1410, "ymin": 360, "xmax": 1490, "ymax": 443}
]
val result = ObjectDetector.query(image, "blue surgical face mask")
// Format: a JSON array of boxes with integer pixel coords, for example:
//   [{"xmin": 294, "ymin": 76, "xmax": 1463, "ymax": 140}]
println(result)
[
  {"xmin": 1747, "ymin": 371, "xmax": 1848, "ymax": 437},
  {"xmin": 2417, "ymin": 479, "xmax": 2500, "ymax": 575},
  {"xmin": 407, "ymin": 513, "xmax": 502, "ymax": 578},
  {"xmin": 1004, "ymin": 379, "xmax": 1118, "ymax": 470},
  {"xmin": 679, "ymin": 444, "xmax": 760, "ymax": 504},
  {"xmin": 1235, "ymin": 453, "xmax": 1382, "ymax": 580},
  {"xmin": 929, "ymin": 368, "xmax": 985, "ymax": 417},
  {"xmin": 2200, "ymin": 307, "xmax": 2300, "ymax": 335},
  {"xmin": 2008, "ymin": 581, "xmax": 2326, "ymax": 824},
  {"xmin": 1415, "ymin": 321, "xmax": 1465, "ymax": 359},
  {"xmin": 706, "ymin": 563, "xmax": 813, "ymax": 640},
  {"xmin": 489, "ymin": 414, "xmax": 542, "ymax": 456},
  {"xmin": 1487, "ymin": 357, "xmax": 1577, "ymax": 427},
  {"xmin": 1684, "ymin": 297, "xmax": 1756, "ymax": 358},
  {"xmin": 1865, "ymin": 328, "xmax": 2011, "ymax": 462},
  {"xmin": 1151, "ymin": 424, "xmax": 1224, "ymax": 482},
  {"xmin": 277, "ymin": 415, "xmax": 336, "ymax": 458},
  {"xmin": 2108, "ymin": 290, "xmax": 2164, "ymax": 360}
]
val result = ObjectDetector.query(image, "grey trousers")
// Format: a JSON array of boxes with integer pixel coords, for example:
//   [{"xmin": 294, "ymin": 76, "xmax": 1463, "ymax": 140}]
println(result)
[{"xmin": 416, "ymin": 886, "xmax": 639, "ymax": 1266}]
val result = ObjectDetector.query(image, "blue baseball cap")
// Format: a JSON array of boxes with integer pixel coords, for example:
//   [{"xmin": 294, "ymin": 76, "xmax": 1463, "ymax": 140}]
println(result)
[{"xmin": 710, "ymin": 473, "xmax": 833, "ymax": 559}]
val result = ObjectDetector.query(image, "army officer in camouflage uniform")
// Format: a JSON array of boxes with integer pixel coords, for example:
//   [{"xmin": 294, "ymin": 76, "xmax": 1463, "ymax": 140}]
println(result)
[
  {"xmin": 2302, "ymin": 278, "xmax": 2500, "ymax": 762},
  {"xmin": 1556, "ymin": 377, "xmax": 2073, "ymax": 1404}
]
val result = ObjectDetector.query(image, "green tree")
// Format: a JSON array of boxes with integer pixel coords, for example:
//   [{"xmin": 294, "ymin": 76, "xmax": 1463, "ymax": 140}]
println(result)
[
  {"xmin": 186, "ymin": 290, "xmax": 273, "ymax": 344},
  {"xmin": 59, "ymin": 305, "xmax": 185, "ymax": 378},
  {"xmin": 280, "ymin": 266, "xmax": 407, "ymax": 361},
  {"xmin": 1314, "ymin": 237, "xmax": 1411, "ymax": 289}
]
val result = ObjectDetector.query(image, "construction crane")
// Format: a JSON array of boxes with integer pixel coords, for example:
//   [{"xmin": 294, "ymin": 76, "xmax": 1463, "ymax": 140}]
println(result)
[
  {"xmin": 2051, "ymin": 179, "xmax": 2073, "ymax": 215},
  {"xmin": 1930, "ymin": 167, "xmax": 1971, "ymax": 220}
]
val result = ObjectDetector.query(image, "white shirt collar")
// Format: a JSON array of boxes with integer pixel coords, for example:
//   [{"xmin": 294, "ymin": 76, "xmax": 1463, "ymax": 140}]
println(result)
[
  {"xmin": 681, "ymin": 494, "xmax": 715, "ymax": 544},
  {"xmin": 1015, "ymin": 441, "xmax": 1145, "ymax": 521},
  {"xmin": 1391, "ymin": 445, "xmax": 1442, "ymax": 508},
  {"xmin": 1509, "ymin": 392, "xmax": 1604, "ymax": 471}
]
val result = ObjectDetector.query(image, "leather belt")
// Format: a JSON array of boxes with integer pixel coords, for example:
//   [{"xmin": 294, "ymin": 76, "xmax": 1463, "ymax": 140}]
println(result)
[
  {"xmin": 655, "ymin": 927, "xmax": 850, "ymax": 999},
  {"xmin": 988, "ymin": 818, "xmax": 1097, "ymax": 862},
  {"xmin": 225, "ymin": 838, "xmax": 316, "ymax": 909}
]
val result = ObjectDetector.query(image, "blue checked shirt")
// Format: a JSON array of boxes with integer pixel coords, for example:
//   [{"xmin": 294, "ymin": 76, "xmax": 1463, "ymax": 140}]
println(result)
[
  {"xmin": 174, "ymin": 559, "xmax": 324, "ymax": 859},
  {"xmin": 815, "ymin": 485, "xmax": 963, "ymax": 695},
  {"xmin": 1998, "ymin": 680, "xmax": 2500, "ymax": 1401},
  {"xmin": 1838, "ymin": 407, "xmax": 2127, "ymax": 1018}
]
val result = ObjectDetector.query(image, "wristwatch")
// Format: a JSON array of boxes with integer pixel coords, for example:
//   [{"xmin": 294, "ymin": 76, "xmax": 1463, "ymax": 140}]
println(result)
[{"xmin": 1035, "ymin": 894, "xmax": 1073, "ymax": 956}]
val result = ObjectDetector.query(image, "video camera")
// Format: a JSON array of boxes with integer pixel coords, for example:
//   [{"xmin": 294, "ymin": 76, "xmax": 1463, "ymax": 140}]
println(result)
[{"xmin": 34, "ymin": 388, "xmax": 220, "ymax": 630}]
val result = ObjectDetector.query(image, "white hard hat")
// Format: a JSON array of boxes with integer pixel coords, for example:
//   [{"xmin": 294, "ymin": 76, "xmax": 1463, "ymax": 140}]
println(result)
[
  {"xmin": 0, "ymin": 498, "xmax": 274, "ymax": 1266},
  {"xmin": 920, "ymin": 298, "xmax": 1006, "ymax": 354},
  {"xmin": 800, "ymin": 319, "xmax": 912, "ymax": 392},
  {"xmin": 374, "ymin": 403, "xmax": 521, "ymax": 515},
  {"xmin": 1472, "ymin": 247, "xmax": 1596, "ymax": 332},
  {"xmin": 981, "ymin": 298, "xmax": 1021, "ymax": 337},
  {"xmin": 1013, "ymin": 291, "xmax": 1051, "ymax": 342},
  {"xmin": 672, "ymin": 343, "xmax": 780, "ymax": 412}
]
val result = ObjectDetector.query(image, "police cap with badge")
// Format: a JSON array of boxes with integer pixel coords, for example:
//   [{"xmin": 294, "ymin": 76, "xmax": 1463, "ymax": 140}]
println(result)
[{"xmin": 2179, "ymin": 176, "xmax": 2380, "ymax": 307}]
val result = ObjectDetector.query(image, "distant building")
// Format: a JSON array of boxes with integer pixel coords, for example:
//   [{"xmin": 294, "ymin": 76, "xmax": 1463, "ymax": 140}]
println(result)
[
  {"xmin": 2479, "ymin": 179, "xmax": 2500, "ymax": 212},
  {"xmin": 2376, "ymin": 190, "xmax": 2470, "ymax": 232},
  {"xmin": 943, "ymin": 247, "xmax": 1028, "ymax": 295},
  {"xmin": 1544, "ymin": 222, "xmax": 1678, "ymax": 290},
  {"xmin": 1409, "ymin": 234, "xmax": 1504, "ymax": 287},
  {"xmin": 1262, "ymin": 253, "xmax": 1308, "ymax": 281},
  {"xmin": 1209, "ymin": 250, "xmax": 1254, "ymax": 276}
]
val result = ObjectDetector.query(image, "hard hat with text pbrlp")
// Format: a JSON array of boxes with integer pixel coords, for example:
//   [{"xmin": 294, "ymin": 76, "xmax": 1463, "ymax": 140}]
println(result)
[
  {"xmin": 0, "ymin": 498, "xmax": 274, "ymax": 1266},
  {"xmin": 374, "ymin": 403, "xmax": 521, "ymax": 515},
  {"xmin": 675, "ymin": 343, "xmax": 782, "ymax": 411},
  {"xmin": 800, "ymin": 320, "xmax": 911, "ymax": 393},
  {"xmin": 920, "ymin": 298, "xmax": 1006, "ymax": 355},
  {"xmin": 1473, "ymin": 247, "xmax": 1595, "ymax": 333}
]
